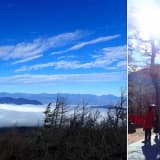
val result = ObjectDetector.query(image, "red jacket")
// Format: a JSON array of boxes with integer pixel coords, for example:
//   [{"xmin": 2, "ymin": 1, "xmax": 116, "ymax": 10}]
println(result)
[{"xmin": 144, "ymin": 111, "xmax": 154, "ymax": 129}]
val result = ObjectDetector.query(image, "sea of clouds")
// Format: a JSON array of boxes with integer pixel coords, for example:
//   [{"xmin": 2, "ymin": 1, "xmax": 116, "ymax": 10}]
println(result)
[
  {"xmin": 0, "ymin": 104, "xmax": 46, "ymax": 127},
  {"xmin": 0, "ymin": 104, "xmax": 110, "ymax": 127}
]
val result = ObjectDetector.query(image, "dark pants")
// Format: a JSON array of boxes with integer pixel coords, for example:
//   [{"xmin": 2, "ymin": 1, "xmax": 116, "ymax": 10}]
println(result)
[{"xmin": 145, "ymin": 128, "xmax": 151, "ymax": 142}]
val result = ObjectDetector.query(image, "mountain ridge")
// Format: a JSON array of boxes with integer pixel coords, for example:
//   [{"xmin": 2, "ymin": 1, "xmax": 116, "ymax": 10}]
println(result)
[
  {"xmin": 0, "ymin": 97, "xmax": 42, "ymax": 105},
  {"xmin": 0, "ymin": 93, "xmax": 120, "ymax": 105}
]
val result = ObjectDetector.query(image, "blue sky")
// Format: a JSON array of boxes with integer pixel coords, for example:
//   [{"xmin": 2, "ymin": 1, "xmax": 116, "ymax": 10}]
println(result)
[{"xmin": 0, "ymin": 0, "xmax": 127, "ymax": 96}]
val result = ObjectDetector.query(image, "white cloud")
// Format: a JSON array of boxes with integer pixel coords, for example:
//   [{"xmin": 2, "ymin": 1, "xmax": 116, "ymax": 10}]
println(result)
[
  {"xmin": 0, "ymin": 108, "xmax": 44, "ymax": 127},
  {"xmin": 0, "ymin": 30, "xmax": 83, "ymax": 63},
  {"xmin": 117, "ymin": 61, "xmax": 127, "ymax": 67},
  {"xmin": 12, "ymin": 54, "xmax": 43, "ymax": 64},
  {"xmin": 52, "ymin": 34, "xmax": 120, "ymax": 55},
  {"xmin": 101, "ymin": 45, "xmax": 126, "ymax": 59},
  {"xmin": 0, "ymin": 72, "xmax": 125, "ymax": 85},
  {"xmin": 0, "ymin": 104, "xmax": 45, "ymax": 113},
  {"xmin": 15, "ymin": 45, "xmax": 126, "ymax": 72},
  {"xmin": 0, "ymin": 46, "xmax": 14, "ymax": 59},
  {"xmin": 57, "ymin": 55, "xmax": 77, "ymax": 60}
]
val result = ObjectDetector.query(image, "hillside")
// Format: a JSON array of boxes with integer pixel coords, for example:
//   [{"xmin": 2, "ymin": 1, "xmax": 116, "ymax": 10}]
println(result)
[{"xmin": 0, "ymin": 97, "xmax": 42, "ymax": 105}]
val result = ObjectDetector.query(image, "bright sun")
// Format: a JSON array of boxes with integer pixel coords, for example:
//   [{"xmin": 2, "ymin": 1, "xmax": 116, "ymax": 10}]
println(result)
[{"xmin": 135, "ymin": 3, "xmax": 160, "ymax": 39}]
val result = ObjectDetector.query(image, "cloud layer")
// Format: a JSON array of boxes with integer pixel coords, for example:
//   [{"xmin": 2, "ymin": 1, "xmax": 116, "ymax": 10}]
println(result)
[
  {"xmin": 15, "ymin": 45, "xmax": 126, "ymax": 72},
  {"xmin": 0, "ymin": 72, "xmax": 125, "ymax": 85},
  {"xmin": 0, "ymin": 29, "xmax": 126, "ymax": 95},
  {"xmin": 52, "ymin": 34, "xmax": 120, "ymax": 55},
  {"xmin": 0, "ymin": 30, "xmax": 83, "ymax": 63}
]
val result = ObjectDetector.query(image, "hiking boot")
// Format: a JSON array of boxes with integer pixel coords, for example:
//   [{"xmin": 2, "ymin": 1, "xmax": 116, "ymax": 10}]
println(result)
[{"xmin": 142, "ymin": 140, "xmax": 147, "ymax": 143}]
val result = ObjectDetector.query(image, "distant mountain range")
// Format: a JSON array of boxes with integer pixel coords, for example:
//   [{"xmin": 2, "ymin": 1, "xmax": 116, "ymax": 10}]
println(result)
[
  {"xmin": 90, "ymin": 105, "xmax": 127, "ymax": 110},
  {"xmin": 0, "ymin": 93, "xmax": 120, "ymax": 105},
  {"xmin": 0, "ymin": 97, "xmax": 42, "ymax": 105}
]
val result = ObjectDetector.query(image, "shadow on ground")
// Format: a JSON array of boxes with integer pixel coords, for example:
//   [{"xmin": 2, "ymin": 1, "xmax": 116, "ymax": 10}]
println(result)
[{"xmin": 142, "ymin": 138, "xmax": 160, "ymax": 160}]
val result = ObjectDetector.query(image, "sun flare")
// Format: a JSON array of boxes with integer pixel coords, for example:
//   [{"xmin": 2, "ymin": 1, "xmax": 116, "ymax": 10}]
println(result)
[{"xmin": 135, "ymin": 3, "xmax": 160, "ymax": 39}]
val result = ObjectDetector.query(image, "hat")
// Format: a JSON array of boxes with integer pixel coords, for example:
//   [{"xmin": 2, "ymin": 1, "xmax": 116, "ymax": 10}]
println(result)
[{"xmin": 149, "ymin": 104, "xmax": 157, "ymax": 107}]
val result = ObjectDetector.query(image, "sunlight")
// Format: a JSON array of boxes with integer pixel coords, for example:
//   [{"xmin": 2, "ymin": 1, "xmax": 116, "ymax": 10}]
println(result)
[{"xmin": 136, "ymin": 3, "xmax": 160, "ymax": 39}]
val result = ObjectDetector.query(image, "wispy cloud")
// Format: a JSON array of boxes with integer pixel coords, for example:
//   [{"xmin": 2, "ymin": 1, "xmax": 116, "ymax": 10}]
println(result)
[
  {"xmin": 52, "ymin": 34, "xmax": 120, "ymax": 55},
  {"xmin": 116, "ymin": 61, "xmax": 127, "ymax": 68},
  {"xmin": 57, "ymin": 55, "xmax": 77, "ymax": 60},
  {"xmin": 0, "ymin": 72, "xmax": 125, "ymax": 85},
  {"xmin": 101, "ymin": 45, "xmax": 126, "ymax": 59},
  {"xmin": 15, "ymin": 45, "xmax": 126, "ymax": 72},
  {"xmin": 0, "ymin": 30, "xmax": 84, "ymax": 63},
  {"xmin": 12, "ymin": 54, "xmax": 43, "ymax": 64},
  {"xmin": 15, "ymin": 61, "xmax": 80, "ymax": 72}
]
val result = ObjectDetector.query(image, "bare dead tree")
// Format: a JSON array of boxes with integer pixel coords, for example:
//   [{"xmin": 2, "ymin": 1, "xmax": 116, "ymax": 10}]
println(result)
[
  {"xmin": 51, "ymin": 95, "xmax": 68, "ymax": 128},
  {"xmin": 114, "ymin": 88, "xmax": 127, "ymax": 130},
  {"xmin": 43, "ymin": 102, "xmax": 52, "ymax": 128},
  {"xmin": 80, "ymin": 101, "xmax": 89, "ymax": 127},
  {"xmin": 128, "ymin": 26, "xmax": 160, "ymax": 124}
]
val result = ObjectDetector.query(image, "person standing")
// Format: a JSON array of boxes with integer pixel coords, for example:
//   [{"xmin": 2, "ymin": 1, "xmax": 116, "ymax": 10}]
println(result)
[
  {"xmin": 153, "ymin": 114, "xmax": 160, "ymax": 139},
  {"xmin": 143, "ymin": 105, "xmax": 154, "ymax": 143}
]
